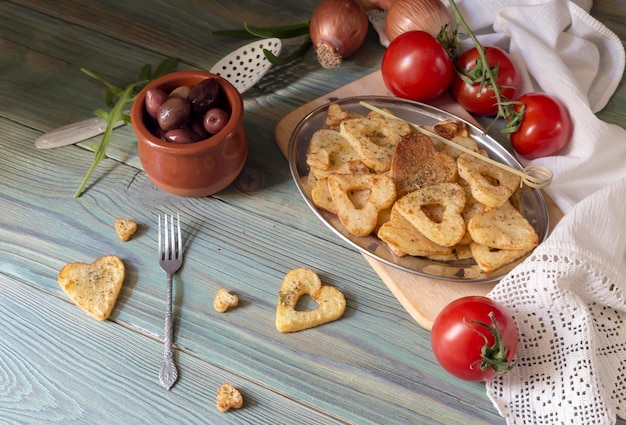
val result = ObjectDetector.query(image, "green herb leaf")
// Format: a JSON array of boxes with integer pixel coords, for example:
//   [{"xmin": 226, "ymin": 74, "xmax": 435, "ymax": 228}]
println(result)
[
  {"xmin": 263, "ymin": 36, "xmax": 312, "ymax": 66},
  {"xmin": 73, "ymin": 58, "xmax": 178, "ymax": 198}
]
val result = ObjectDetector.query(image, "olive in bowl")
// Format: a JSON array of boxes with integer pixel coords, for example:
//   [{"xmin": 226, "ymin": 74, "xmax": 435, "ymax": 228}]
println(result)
[{"xmin": 131, "ymin": 70, "xmax": 247, "ymax": 197}]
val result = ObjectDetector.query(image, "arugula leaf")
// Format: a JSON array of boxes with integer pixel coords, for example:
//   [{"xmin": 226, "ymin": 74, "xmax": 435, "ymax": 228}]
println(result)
[{"xmin": 74, "ymin": 58, "xmax": 178, "ymax": 198}]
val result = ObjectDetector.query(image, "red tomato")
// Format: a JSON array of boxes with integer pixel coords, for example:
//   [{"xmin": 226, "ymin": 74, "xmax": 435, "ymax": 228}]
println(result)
[
  {"xmin": 510, "ymin": 92, "xmax": 573, "ymax": 159},
  {"xmin": 430, "ymin": 296, "xmax": 518, "ymax": 381},
  {"xmin": 381, "ymin": 31, "xmax": 453, "ymax": 102},
  {"xmin": 450, "ymin": 46, "xmax": 522, "ymax": 116}
]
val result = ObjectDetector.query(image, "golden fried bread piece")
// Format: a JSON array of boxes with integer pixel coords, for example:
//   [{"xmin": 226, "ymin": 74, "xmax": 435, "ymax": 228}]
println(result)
[
  {"xmin": 311, "ymin": 178, "xmax": 336, "ymax": 214},
  {"xmin": 457, "ymin": 152, "xmax": 521, "ymax": 208},
  {"xmin": 470, "ymin": 242, "xmax": 533, "ymax": 273},
  {"xmin": 306, "ymin": 129, "xmax": 361, "ymax": 179},
  {"xmin": 468, "ymin": 201, "xmax": 539, "ymax": 250},
  {"xmin": 213, "ymin": 288, "xmax": 239, "ymax": 313},
  {"xmin": 115, "ymin": 218, "xmax": 137, "ymax": 242},
  {"xmin": 325, "ymin": 103, "xmax": 364, "ymax": 129},
  {"xmin": 276, "ymin": 268, "xmax": 346, "ymax": 333},
  {"xmin": 390, "ymin": 132, "xmax": 458, "ymax": 197},
  {"xmin": 216, "ymin": 382, "xmax": 244, "ymax": 412},
  {"xmin": 57, "ymin": 255, "xmax": 125, "ymax": 321},
  {"xmin": 339, "ymin": 116, "xmax": 412, "ymax": 172},
  {"xmin": 327, "ymin": 173, "xmax": 396, "ymax": 237},
  {"xmin": 394, "ymin": 182, "xmax": 467, "ymax": 247},
  {"xmin": 378, "ymin": 209, "xmax": 452, "ymax": 257}
]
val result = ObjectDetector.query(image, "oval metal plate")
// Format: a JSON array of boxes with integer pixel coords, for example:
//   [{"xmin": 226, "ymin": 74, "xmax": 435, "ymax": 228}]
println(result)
[{"xmin": 288, "ymin": 96, "xmax": 549, "ymax": 283}]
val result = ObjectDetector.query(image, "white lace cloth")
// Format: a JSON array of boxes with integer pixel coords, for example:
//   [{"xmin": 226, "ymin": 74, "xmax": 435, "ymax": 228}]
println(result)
[{"xmin": 371, "ymin": 1, "xmax": 626, "ymax": 423}]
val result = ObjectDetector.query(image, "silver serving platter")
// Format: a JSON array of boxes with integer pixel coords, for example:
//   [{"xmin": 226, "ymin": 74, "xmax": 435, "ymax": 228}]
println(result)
[{"xmin": 288, "ymin": 96, "xmax": 549, "ymax": 283}]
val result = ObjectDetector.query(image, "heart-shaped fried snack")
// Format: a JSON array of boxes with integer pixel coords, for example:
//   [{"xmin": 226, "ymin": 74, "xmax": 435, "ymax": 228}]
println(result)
[
  {"xmin": 216, "ymin": 382, "xmax": 243, "ymax": 412},
  {"xmin": 378, "ymin": 208, "xmax": 453, "ymax": 257},
  {"xmin": 394, "ymin": 182, "xmax": 466, "ymax": 247},
  {"xmin": 325, "ymin": 103, "xmax": 364, "ymax": 129},
  {"xmin": 58, "ymin": 255, "xmax": 125, "ymax": 321},
  {"xmin": 339, "ymin": 116, "xmax": 412, "ymax": 172},
  {"xmin": 306, "ymin": 129, "xmax": 361, "ymax": 179},
  {"xmin": 327, "ymin": 173, "xmax": 396, "ymax": 237},
  {"xmin": 115, "ymin": 218, "xmax": 138, "ymax": 242},
  {"xmin": 276, "ymin": 268, "xmax": 346, "ymax": 333},
  {"xmin": 457, "ymin": 152, "xmax": 521, "ymax": 208},
  {"xmin": 311, "ymin": 161, "xmax": 371, "ymax": 214},
  {"xmin": 468, "ymin": 201, "xmax": 539, "ymax": 250},
  {"xmin": 390, "ymin": 132, "xmax": 457, "ymax": 197},
  {"xmin": 470, "ymin": 242, "xmax": 533, "ymax": 273}
]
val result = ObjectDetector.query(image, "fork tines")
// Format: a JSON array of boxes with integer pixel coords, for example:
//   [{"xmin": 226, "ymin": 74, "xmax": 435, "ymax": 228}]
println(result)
[{"xmin": 158, "ymin": 213, "xmax": 182, "ymax": 263}]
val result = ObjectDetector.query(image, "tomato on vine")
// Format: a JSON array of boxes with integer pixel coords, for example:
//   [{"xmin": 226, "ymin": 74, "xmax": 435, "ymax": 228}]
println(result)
[
  {"xmin": 450, "ymin": 46, "xmax": 522, "ymax": 116},
  {"xmin": 508, "ymin": 92, "xmax": 573, "ymax": 159},
  {"xmin": 381, "ymin": 30, "xmax": 453, "ymax": 102},
  {"xmin": 430, "ymin": 296, "xmax": 518, "ymax": 381}
]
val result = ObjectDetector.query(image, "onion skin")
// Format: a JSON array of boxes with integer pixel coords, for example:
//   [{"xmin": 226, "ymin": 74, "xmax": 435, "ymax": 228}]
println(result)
[
  {"xmin": 385, "ymin": 0, "xmax": 451, "ymax": 42},
  {"xmin": 358, "ymin": 0, "xmax": 396, "ymax": 10},
  {"xmin": 310, "ymin": 0, "xmax": 369, "ymax": 69}
]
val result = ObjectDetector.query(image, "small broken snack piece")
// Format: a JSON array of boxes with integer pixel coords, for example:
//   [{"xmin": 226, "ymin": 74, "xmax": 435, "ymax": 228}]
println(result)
[
  {"xmin": 394, "ymin": 182, "xmax": 467, "ymax": 247},
  {"xmin": 115, "ymin": 218, "xmax": 138, "ymax": 242},
  {"xmin": 57, "ymin": 255, "xmax": 125, "ymax": 321},
  {"xmin": 457, "ymin": 152, "xmax": 521, "ymax": 208},
  {"xmin": 216, "ymin": 382, "xmax": 243, "ymax": 412},
  {"xmin": 433, "ymin": 119, "xmax": 469, "ymax": 140},
  {"xmin": 327, "ymin": 173, "xmax": 396, "ymax": 237},
  {"xmin": 276, "ymin": 268, "xmax": 346, "ymax": 333},
  {"xmin": 468, "ymin": 201, "xmax": 539, "ymax": 250},
  {"xmin": 390, "ymin": 132, "xmax": 457, "ymax": 197},
  {"xmin": 213, "ymin": 288, "xmax": 239, "ymax": 313}
]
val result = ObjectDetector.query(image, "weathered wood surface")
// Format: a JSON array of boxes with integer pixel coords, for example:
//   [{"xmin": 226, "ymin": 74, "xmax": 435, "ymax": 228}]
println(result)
[{"xmin": 1, "ymin": 1, "xmax": 624, "ymax": 424}]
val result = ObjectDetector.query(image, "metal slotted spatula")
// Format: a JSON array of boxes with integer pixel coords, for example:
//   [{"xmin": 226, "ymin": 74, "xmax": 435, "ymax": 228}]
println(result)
[{"xmin": 34, "ymin": 38, "xmax": 282, "ymax": 149}]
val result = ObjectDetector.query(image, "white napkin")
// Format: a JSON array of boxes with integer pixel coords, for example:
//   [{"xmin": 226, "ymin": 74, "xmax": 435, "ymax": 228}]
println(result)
[{"xmin": 444, "ymin": 1, "xmax": 626, "ymax": 424}]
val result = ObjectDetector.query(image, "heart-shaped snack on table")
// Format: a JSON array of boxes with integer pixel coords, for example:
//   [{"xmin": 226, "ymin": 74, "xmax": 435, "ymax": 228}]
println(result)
[
  {"xmin": 276, "ymin": 268, "xmax": 346, "ymax": 333},
  {"xmin": 115, "ymin": 218, "xmax": 138, "ymax": 242},
  {"xmin": 57, "ymin": 255, "xmax": 125, "ymax": 321}
]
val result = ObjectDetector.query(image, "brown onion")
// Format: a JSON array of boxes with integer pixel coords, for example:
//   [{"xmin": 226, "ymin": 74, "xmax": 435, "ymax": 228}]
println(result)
[
  {"xmin": 310, "ymin": 0, "xmax": 369, "ymax": 69},
  {"xmin": 385, "ymin": 0, "xmax": 451, "ymax": 42}
]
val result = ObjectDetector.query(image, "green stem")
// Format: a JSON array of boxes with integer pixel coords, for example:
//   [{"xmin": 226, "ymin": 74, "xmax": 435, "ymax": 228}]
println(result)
[
  {"xmin": 448, "ymin": 0, "xmax": 528, "ymax": 137},
  {"xmin": 448, "ymin": 0, "xmax": 508, "ymax": 120},
  {"xmin": 243, "ymin": 20, "xmax": 310, "ymax": 39},
  {"xmin": 263, "ymin": 36, "xmax": 312, "ymax": 66},
  {"xmin": 209, "ymin": 19, "xmax": 310, "ymax": 40}
]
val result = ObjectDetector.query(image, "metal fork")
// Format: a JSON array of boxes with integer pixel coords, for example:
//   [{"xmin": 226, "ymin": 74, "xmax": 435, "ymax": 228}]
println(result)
[{"xmin": 158, "ymin": 213, "xmax": 183, "ymax": 390}]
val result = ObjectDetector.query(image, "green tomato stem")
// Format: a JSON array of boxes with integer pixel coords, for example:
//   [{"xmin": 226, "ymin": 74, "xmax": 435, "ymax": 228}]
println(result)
[{"xmin": 448, "ymin": 0, "xmax": 523, "ymax": 132}]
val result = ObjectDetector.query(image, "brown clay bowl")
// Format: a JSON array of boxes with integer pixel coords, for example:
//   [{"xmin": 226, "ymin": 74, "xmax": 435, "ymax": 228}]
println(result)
[{"xmin": 131, "ymin": 70, "xmax": 247, "ymax": 197}]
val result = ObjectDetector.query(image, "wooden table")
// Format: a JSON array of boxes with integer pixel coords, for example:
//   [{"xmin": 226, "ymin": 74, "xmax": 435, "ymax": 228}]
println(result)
[{"xmin": 1, "ymin": 1, "xmax": 624, "ymax": 424}]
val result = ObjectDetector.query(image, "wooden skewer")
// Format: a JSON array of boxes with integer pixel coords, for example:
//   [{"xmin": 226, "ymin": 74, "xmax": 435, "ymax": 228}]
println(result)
[{"xmin": 359, "ymin": 101, "xmax": 553, "ymax": 189}]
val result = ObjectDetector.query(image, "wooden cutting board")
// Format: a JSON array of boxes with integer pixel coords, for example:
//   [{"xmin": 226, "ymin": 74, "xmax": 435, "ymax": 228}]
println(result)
[{"xmin": 274, "ymin": 70, "xmax": 562, "ymax": 330}]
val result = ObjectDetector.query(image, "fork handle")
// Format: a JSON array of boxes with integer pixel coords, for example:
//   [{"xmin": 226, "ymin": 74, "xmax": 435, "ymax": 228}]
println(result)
[{"xmin": 160, "ymin": 274, "xmax": 178, "ymax": 390}]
